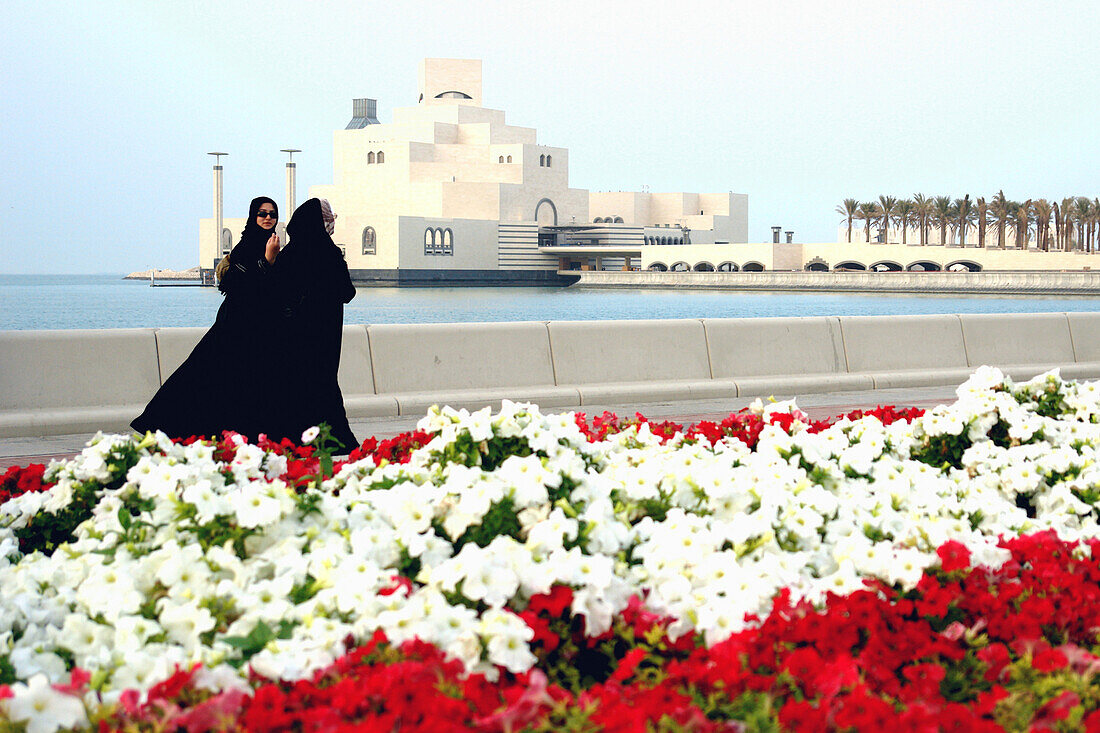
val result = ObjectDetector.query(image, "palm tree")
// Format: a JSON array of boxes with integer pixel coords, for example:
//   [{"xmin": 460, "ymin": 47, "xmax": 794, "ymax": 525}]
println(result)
[
  {"xmin": 857, "ymin": 203, "xmax": 878, "ymax": 243},
  {"xmin": 1074, "ymin": 197, "xmax": 1092, "ymax": 251},
  {"xmin": 1085, "ymin": 198, "xmax": 1100, "ymax": 252},
  {"xmin": 954, "ymin": 195, "xmax": 972, "ymax": 247},
  {"xmin": 1061, "ymin": 197, "xmax": 1077, "ymax": 250},
  {"xmin": 877, "ymin": 195, "xmax": 898, "ymax": 243},
  {"xmin": 932, "ymin": 196, "xmax": 953, "ymax": 245},
  {"xmin": 1093, "ymin": 198, "xmax": 1100, "ymax": 252},
  {"xmin": 1053, "ymin": 201, "xmax": 1063, "ymax": 251},
  {"xmin": 988, "ymin": 190, "xmax": 1010, "ymax": 248},
  {"xmin": 1014, "ymin": 199, "xmax": 1032, "ymax": 249},
  {"xmin": 912, "ymin": 193, "xmax": 933, "ymax": 245},
  {"xmin": 1033, "ymin": 199, "xmax": 1052, "ymax": 251},
  {"xmin": 836, "ymin": 199, "xmax": 860, "ymax": 243},
  {"xmin": 975, "ymin": 197, "xmax": 988, "ymax": 248},
  {"xmin": 894, "ymin": 199, "xmax": 915, "ymax": 245}
]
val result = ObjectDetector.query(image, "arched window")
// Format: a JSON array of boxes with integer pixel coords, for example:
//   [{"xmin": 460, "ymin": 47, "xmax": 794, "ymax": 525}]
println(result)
[
  {"xmin": 434, "ymin": 228, "xmax": 444, "ymax": 255},
  {"xmin": 221, "ymin": 228, "xmax": 232, "ymax": 254},
  {"xmin": 424, "ymin": 228, "xmax": 434, "ymax": 255},
  {"xmin": 546, "ymin": 155, "xmax": 552, "ymax": 167},
  {"xmin": 534, "ymin": 198, "xmax": 557, "ymax": 226},
  {"xmin": 442, "ymin": 229, "xmax": 453, "ymax": 255},
  {"xmin": 368, "ymin": 151, "xmax": 375, "ymax": 164},
  {"xmin": 594, "ymin": 217, "xmax": 604, "ymax": 223},
  {"xmin": 376, "ymin": 151, "xmax": 384, "ymax": 164},
  {"xmin": 613, "ymin": 216, "xmax": 624, "ymax": 223},
  {"xmin": 506, "ymin": 155, "xmax": 512, "ymax": 163},
  {"xmin": 499, "ymin": 155, "xmax": 504, "ymax": 163},
  {"xmin": 362, "ymin": 226, "xmax": 376, "ymax": 255},
  {"xmin": 539, "ymin": 154, "xmax": 545, "ymax": 166}
]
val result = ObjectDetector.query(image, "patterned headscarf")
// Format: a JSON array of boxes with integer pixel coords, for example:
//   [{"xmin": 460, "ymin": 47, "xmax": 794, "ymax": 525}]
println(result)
[{"xmin": 319, "ymin": 199, "xmax": 337, "ymax": 236}]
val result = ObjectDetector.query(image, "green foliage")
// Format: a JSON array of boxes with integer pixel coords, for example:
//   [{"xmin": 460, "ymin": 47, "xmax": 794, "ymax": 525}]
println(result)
[
  {"xmin": 294, "ymin": 491, "xmax": 323, "ymax": 515},
  {"xmin": 688, "ymin": 689, "xmax": 781, "ymax": 732},
  {"xmin": 452, "ymin": 495, "xmax": 524, "ymax": 551},
  {"xmin": 13, "ymin": 480, "xmax": 101, "ymax": 555},
  {"xmin": 0, "ymin": 655, "xmax": 16, "ymax": 685},
  {"xmin": 939, "ymin": 647, "xmax": 993, "ymax": 703},
  {"xmin": 432, "ymin": 429, "xmax": 538, "ymax": 471},
  {"xmin": 912, "ymin": 433, "xmax": 972, "ymax": 470},
  {"xmin": 548, "ymin": 473, "xmax": 578, "ymax": 505},
  {"xmin": 1016, "ymin": 384, "xmax": 1069, "ymax": 419},
  {"xmin": 529, "ymin": 700, "xmax": 599, "ymax": 732},
  {"xmin": 992, "ymin": 659, "xmax": 1100, "ymax": 732},
  {"xmin": 221, "ymin": 620, "xmax": 295, "ymax": 669},
  {"xmin": 396, "ymin": 546, "xmax": 423, "ymax": 580},
  {"xmin": 289, "ymin": 577, "xmax": 320, "ymax": 604},
  {"xmin": 13, "ymin": 440, "xmax": 146, "ymax": 556},
  {"xmin": 174, "ymin": 504, "xmax": 257, "ymax": 558}
]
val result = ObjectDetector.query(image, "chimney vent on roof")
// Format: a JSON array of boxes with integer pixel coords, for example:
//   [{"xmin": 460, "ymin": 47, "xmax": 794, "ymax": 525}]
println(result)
[{"xmin": 346, "ymin": 98, "xmax": 380, "ymax": 129}]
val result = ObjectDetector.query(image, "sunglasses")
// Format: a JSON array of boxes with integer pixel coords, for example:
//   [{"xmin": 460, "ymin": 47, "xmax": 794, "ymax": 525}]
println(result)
[{"xmin": 256, "ymin": 210, "xmax": 277, "ymax": 219}]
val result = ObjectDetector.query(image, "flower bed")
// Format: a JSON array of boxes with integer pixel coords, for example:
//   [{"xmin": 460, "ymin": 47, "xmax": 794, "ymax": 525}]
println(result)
[{"xmin": 3, "ymin": 366, "xmax": 1100, "ymax": 731}]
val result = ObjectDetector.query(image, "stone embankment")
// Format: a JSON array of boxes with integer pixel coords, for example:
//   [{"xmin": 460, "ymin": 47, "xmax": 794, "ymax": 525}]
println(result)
[
  {"xmin": 124, "ymin": 267, "xmax": 201, "ymax": 281},
  {"xmin": 569, "ymin": 270, "xmax": 1100, "ymax": 295}
]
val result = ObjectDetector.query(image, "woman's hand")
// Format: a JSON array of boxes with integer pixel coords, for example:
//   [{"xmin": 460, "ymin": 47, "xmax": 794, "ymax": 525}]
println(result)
[{"xmin": 265, "ymin": 233, "xmax": 280, "ymax": 263}]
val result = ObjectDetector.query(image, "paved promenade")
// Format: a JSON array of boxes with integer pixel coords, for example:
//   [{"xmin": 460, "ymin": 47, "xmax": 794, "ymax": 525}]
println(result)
[{"xmin": 0, "ymin": 384, "xmax": 959, "ymax": 470}]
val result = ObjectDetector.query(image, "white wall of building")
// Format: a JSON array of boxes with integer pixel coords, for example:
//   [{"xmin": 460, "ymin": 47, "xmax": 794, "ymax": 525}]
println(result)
[{"xmin": 397, "ymin": 216, "xmax": 499, "ymax": 270}]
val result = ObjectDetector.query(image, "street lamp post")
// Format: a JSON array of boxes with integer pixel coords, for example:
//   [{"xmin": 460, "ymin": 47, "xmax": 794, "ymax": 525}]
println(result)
[
  {"xmin": 208, "ymin": 152, "xmax": 228, "ymax": 274},
  {"xmin": 280, "ymin": 149, "xmax": 300, "ymax": 221}
]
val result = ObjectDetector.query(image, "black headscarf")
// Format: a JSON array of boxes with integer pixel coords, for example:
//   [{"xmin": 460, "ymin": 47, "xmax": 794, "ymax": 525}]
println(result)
[
  {"xmin": 279, "ymin": 198, "xmax": 355, "ymax": 304},
  {"xmin": 219, "ymin": 196, "xmax": 278, "ymax": 293}
]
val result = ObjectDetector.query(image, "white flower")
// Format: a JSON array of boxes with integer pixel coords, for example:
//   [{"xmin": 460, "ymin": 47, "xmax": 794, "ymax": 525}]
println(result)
[
  {"xmin": 480, "ymin": 608, "xmax": 535, "ymax": 672},
  {"xmin": 301, "ymin": 426, "xmax": 321, "ymax": 444},
  {"xmin": 228, "ymin": 483, "xmax": 284, "ymax": 528},
  {"xmin": 2, "ymin": 674, "xmax": 88, "ymax": 733}
]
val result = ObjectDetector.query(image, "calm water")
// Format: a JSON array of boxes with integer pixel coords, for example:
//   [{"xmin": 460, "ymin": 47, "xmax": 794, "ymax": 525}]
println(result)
[{"xmin": 2, "ymin": 274, "xmax": 1099, "ymax": 331}]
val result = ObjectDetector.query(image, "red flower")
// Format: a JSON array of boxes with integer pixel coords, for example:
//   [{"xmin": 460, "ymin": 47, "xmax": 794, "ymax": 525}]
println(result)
[
  {"xmin": 1036, "ymin": 690, "xmax": 1080, "ymax": 724},
  {"xmin": 779, "ymin": 700, "xmax": 830, "ymax": 732},
  {"xmin": 977, "ymin": 643, "xmax": 1012, "ymax": 682},
  {"xmin": 1031, "ymin": 647, "xmax": 1069, "ymax": 673},
  {"xmin": 379, "ymin": 575, "xmax": 413, "ymax": 598},
  {"xmin": 936, "ymin": 540, "xmax": 971, "ymax": 572},
  {"xmin": 900, "ymin": 663, "xmax": 945, "ymax": 702},
  {"xmin": 527, "ymin": 584, "xmax": 574, "ymax": 618}
]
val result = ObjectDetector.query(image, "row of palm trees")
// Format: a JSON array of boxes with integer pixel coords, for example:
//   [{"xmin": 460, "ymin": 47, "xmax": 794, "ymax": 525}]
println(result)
[{"xmin": 836, "ymin": 193, "xmax": 1100, "ymax": 251}]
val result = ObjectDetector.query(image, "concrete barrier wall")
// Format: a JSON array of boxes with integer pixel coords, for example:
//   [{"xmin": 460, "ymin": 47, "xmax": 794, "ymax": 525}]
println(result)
[{"xmin": 4, "ymin": 312, "xmax": 1100, "ymax": 437}]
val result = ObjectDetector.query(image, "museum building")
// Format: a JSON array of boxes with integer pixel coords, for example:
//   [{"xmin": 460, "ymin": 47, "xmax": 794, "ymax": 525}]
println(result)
[{"xmin": 199, "ymin": 58, "xmax": 748, "ymax": 285}]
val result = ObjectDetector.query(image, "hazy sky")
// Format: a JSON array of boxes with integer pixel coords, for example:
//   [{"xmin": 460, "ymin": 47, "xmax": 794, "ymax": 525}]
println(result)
[{"xmin": 3, "ymin": 0, "xmax": 1099, "ymax": 273}]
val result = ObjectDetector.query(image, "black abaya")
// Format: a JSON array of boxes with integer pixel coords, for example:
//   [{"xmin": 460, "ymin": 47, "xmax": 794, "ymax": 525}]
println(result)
[
  {"xmin": 131, "ymin": 197, "xmax": 283, "ymax": 441},
  {"xmin": 271, "ymin": 198, "xmax": 359, "ymax": 452}
]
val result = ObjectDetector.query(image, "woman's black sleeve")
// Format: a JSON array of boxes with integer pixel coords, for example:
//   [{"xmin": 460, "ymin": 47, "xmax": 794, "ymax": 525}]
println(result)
[{"xmin": 220, "ymin": 250, "xmax": 271, "ymax": 298}]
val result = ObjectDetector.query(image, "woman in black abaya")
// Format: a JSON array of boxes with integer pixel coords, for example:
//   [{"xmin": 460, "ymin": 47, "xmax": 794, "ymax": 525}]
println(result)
[
  {"xmin": 132, "ymin": 196, "xmax": 283, "ymax": 440},
  {"xmin": 272, "ymin": 198, "xmax": 359, "ymax": 452}
]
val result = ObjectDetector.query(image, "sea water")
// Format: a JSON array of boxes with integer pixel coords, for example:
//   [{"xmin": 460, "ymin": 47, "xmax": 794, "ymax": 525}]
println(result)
[{"xmin": 2, "ymin": 274, "xmax": 1099, "ymax": 331}]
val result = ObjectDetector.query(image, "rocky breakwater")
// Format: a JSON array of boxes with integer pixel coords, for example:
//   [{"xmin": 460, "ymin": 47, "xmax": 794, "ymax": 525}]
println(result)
[{"xmin": 124, "ymin": 266, "xmax": 201, "ymax": 281}]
